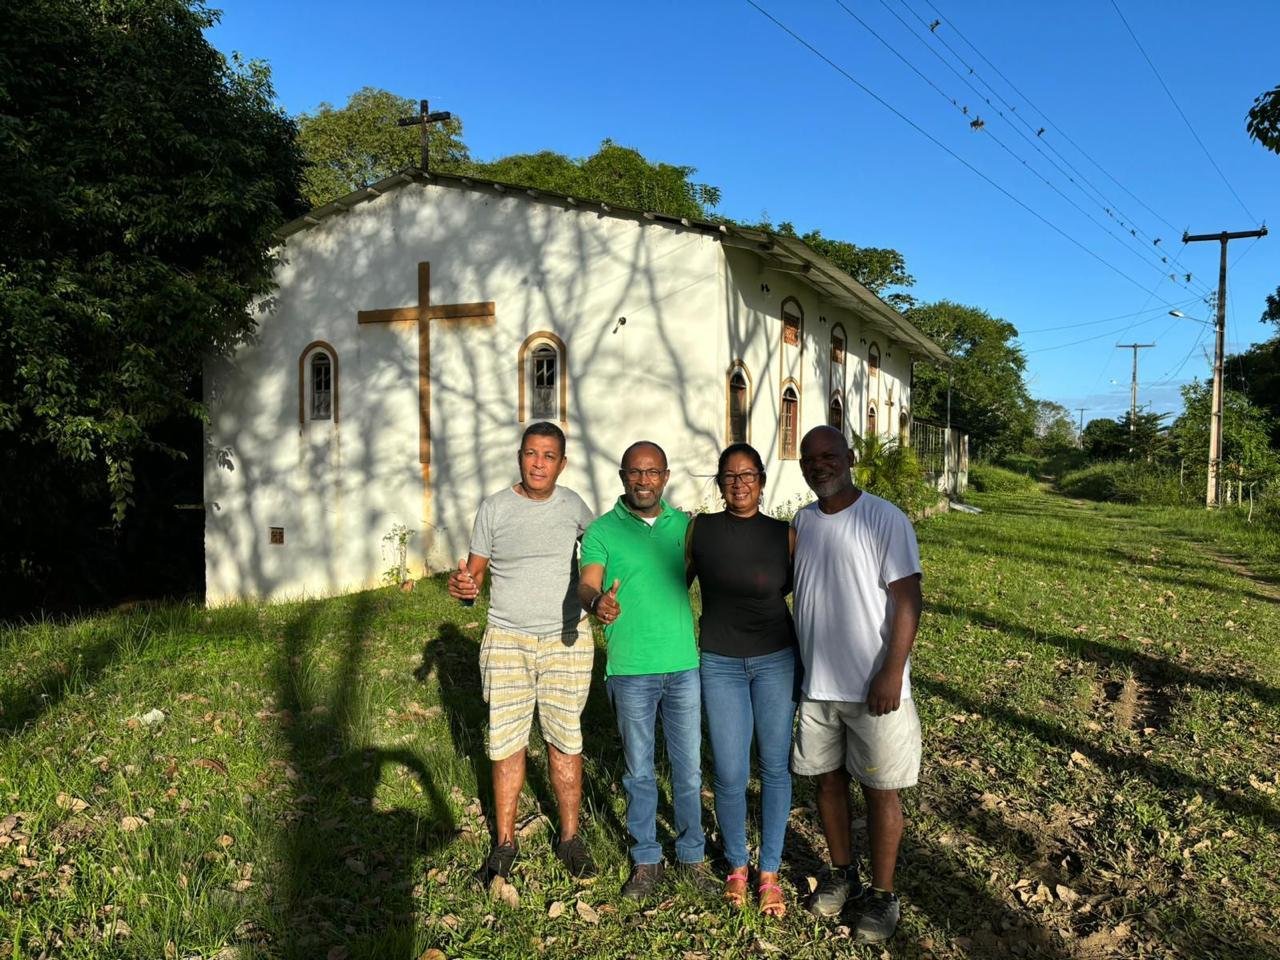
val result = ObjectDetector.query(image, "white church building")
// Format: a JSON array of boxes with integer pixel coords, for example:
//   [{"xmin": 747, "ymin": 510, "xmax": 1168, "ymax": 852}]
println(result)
[{"xmin": 203, "ymin": 167, "xmax": 951, "ymax": 603}]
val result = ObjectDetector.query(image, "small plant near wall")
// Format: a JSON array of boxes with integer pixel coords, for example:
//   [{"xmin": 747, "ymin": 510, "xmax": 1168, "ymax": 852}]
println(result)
[{"xmin": 381, "ymin": 522, "xmax": 412, "ymax": 590}]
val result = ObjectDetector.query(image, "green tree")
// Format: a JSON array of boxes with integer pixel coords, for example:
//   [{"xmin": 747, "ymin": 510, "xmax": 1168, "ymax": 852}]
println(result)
[
  {"xmin": 1247, "ymin": 84, "xmax": 1280, "ymax": 154},
  {"xmin": 1230, "ymin": 336, "xmax": 1280, "ymax": 446},
  {"xmin": 473, "ymin": 140, "xmax": 721, "ymax": 220},
  {"xmin": 1, "ymin": 0, "xmax": 303, "ymax": 607},
  {"xmin": 1082, "ymin": 418, "xmax": 1129, "ymax": 460},
  {"xmin": 297, "ymin": 87, "xmax": 469, "ymax": 207},
  {"xmin": 1170, "ymin": 381, "xmax": 1279, "ymax": 483},
  {"xmin": 904, "ymin": 301, "xmax": 1035, "ymax": 458}
]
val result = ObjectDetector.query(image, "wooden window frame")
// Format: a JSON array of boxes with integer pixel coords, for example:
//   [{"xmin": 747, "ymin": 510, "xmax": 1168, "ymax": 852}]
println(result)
[
  {"xmin": 517, "ymin": 331, "xmax": 568, "ymax": 424},
  {"xmin": 780, "ymin": 379, "xmax": 800, "ymax": 460},
  {"xmin": 726, "ymin": 361, "xmax": 751, "ymax": 445},
  {"xmin": 830, "ymin": 324, "xmax": 847, "ymax": 366},
  {"xmin": 298, "ymin": 341, "xmax": 339, "ymax": 425},
  {"xmin": 867, "ymin": 341, "xmax": 881, "ymax": 380},
  {"xmin": 781, "ymin": 297, "xmax": 803, "ymax": 348},
  {"xmin": 866, "ymin": 402, "xmax": 878, "ymax": 438},
  {"xmin": 829, "ymin": 391, "xmax": 844, "ymax": 433}
]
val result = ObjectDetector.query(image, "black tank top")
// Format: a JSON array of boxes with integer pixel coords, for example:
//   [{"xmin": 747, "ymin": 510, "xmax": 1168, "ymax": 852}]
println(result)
[{"xmin": 690, "ymin": 511, "xmax": 796, "ymax": 658}]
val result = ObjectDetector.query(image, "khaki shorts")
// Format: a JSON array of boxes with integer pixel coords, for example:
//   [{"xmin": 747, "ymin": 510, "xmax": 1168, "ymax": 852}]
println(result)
[
  {"xmin": 791, "ymin": 698, "xmax": 921, "ymax": 790},
  {"xmin": 479, "ymin": 619, "xmax": 595, "ymax": 761}
]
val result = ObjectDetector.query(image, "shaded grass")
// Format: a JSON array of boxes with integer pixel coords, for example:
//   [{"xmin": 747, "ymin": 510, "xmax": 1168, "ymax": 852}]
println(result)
[{"xmin": 2, "ymin": 487, "xmax": 1279, "ymax": 958}]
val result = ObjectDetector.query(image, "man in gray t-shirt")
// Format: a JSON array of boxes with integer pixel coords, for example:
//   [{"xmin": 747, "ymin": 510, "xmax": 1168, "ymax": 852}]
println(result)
[{"xmin": 448, "ymin": 422, "xmax": 599, "ymax": 885}]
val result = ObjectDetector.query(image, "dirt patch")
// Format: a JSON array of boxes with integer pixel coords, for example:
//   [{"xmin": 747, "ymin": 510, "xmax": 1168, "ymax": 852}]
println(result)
[
  {"xmin": 1201, "ymin": 549, "xmax": 1280, "ymax": 601},
  {"xmin": 1103, "ymin": 673, "xmax": 1175, "ymax": 734}
]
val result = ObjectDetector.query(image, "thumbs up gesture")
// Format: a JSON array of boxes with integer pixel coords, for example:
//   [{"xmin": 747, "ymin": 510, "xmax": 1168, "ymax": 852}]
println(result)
[
  {"xmin": 595, "ymin": 578, "xmax": 622, "ymax": 624},
  {"xmin": 447, "ymin": 558, "xmax": 478, "ymax": 603}
]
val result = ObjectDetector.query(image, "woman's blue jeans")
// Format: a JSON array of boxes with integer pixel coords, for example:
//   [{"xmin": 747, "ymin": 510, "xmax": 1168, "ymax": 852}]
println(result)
[{"xmin": 699, "ymin": 647, "xmax": 797, "ymax": 873}]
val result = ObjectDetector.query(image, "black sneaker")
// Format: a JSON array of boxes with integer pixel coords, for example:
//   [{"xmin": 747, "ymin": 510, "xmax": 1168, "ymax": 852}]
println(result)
[
  {"xmin": 854, "ymin": 889, "xmax": 900, "ymax": 942},
  {"xmin": 807, "ymin": 864, "xmax": 865, "ymax": 918},
  {"xmin": 621, "ymin": 862, "xmax": 665, "ymax": 901},
  {"xmin": 554, "ymin": 835, "xmax": 598, "ymax": 880},
  {"xmin": 475, "ymin": 840, "xmax": 519, "ymax": 886},
  {"xmin": 672, "ymin": 860, "xmax": 720, "ymax": 897}
]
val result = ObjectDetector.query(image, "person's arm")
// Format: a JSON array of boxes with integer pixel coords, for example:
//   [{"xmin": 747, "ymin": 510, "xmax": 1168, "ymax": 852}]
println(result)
[
  {"xmin": 684, "ymin": 515, "xmax": 698, "ymax": 587},
  {"xmin": 447, "ymin": 554, "xmax": 490, "ymax": 600},
  {"xmin": 865, "ymin": 573, "xmax": 922, "ymax": 716},
  {"xmin": 577, "ymin": 563, "xmax": 621, "ymax": 625}
]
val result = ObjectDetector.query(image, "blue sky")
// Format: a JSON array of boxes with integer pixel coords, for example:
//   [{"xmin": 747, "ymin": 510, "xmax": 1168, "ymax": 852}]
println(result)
[{"xmin": 209, "ymin": 0, "xmax": 1278, "ymax": 427}]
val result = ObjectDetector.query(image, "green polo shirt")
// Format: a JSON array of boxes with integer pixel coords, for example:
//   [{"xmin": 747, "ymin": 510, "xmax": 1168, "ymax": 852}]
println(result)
[{"xmin": 579, "ymin": 497, "xmax": 697, "ymax": 677}]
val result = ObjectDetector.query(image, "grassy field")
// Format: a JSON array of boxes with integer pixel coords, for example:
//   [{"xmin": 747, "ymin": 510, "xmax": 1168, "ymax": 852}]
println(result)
[{"xmin": 2, "ymin": 486, "xmax": 1279, "ymax": 959}]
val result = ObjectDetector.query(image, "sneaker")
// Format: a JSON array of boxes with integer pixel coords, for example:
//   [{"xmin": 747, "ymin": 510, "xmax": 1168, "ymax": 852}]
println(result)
[
  {"xmin": 672, "ymin": 860, "xmax": 720, "ymax": 897},
  {"xmin": 621, "ymin": 862, "xmax": 665, "ymax": 901},
  {"xmin": 475, "ymin": 840, "xmax": 519, "ymax": 886},
  {"xmin": 554, "ymin": 835, "xmax": 598, "ymax": 880},
  {"xmin": 807, "ymin": 865, "xmax": 864, "ymax": 918},
  {"xmin": 854, "ymin": 889, "xmax": 901, "ymax": 943}
]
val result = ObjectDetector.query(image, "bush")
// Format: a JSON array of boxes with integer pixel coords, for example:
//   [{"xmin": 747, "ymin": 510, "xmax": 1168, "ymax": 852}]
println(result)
[
  {"xmin": 851, "ymin": 434, "xmax": 943, "ymax": 519},
  {"xmin": 998, "ymin": 454, "xmax": 1045, "ymax": 478},
  {"xmin": 969, "ymin": 463, "xmax": 1037, "ymax": 493},
  {"xmin": 1057, "ymin": 462, "xmax": 1195, "ymax": 506}
]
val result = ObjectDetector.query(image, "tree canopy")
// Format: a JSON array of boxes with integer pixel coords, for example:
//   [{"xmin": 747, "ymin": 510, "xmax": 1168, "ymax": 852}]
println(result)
[
  {"xmin": 904, "ymin": 301, "xmax": 1035, "ymax": 457},
  {"xmin": 1171, "ymin": 381, "xmax": 1278, "ymax": 482},
  {"xmin": 472, "ymin": 141, "xmax": 721, "ymax": 221},
  {"xmin": 1247, "ymin": 84, "xmax": 1280, "ymax": 155},
  {"xmin": 1, "ymin": 0, "xmax": 303, "ymax": 607},
  {"xmin": 296, "ymin": 87, "xmax": 469, "ymax": 207}
]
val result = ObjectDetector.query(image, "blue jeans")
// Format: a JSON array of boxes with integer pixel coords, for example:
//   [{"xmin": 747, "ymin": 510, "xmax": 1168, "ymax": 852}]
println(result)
[
  {"xmin": 699, "ymin": 647, "xmax": 797, "ymax": 873},
  {"xmin": 607, "ymin": 669, "xmax": 705, "ymax": 865}
]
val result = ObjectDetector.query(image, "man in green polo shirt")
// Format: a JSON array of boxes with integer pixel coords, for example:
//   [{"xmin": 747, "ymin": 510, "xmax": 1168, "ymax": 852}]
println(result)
[{"xmin": 578, "ymin": 440, "xmax": 708, "ymax": 901}]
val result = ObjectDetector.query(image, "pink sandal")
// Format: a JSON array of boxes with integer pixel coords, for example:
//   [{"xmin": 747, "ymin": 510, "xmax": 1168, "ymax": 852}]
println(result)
[
  {"xmin": 758, "ymin": 876, "xmax": 786, "ymax": 918},
  {"xmin": 724, "ymin": 865, "xmax": 749, "ymax": 907}
]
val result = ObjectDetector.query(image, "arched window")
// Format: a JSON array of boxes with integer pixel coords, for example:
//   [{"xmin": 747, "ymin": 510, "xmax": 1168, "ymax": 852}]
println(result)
[
  {"xmin": 727, "ymin": 362, "xmax": 751, "ymax": 444},
  {"xmin": 866, "ymin": 403, "xmax": 878, "ymax": 438},
  {"xmin": 780, "ymin": 381, "xmax": 800, "ymax": 459},
  {"xmin": 298, "ymin": 341, "xmax": 339, "ymax": 425},
  {"xmin": 899, "ymin": 409, "xmax": 910, "ymax": 444},
  {"xmin": 829, "ymin": 392, "xmax": 844, "ymax": 432},
  {"xmin": 518, "ymin": 332, "xmax": 567, "ymax": 423},
  {"xmin": 781, "ymin": 297, "xmax": 803, "ymax": 348},
  {"xmin": 867, "ymin": 342, "xmax": 881, "ymax": 380},
  {"xmin": 831, "ymin": 326, "xmax": 847, "ymax": 366}
]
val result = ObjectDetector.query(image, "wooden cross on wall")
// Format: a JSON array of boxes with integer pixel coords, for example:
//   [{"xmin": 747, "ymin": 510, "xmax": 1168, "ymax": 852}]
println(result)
[{"xmin": 358, "ymin": 262, "xmax": 495, "ymax": 472}]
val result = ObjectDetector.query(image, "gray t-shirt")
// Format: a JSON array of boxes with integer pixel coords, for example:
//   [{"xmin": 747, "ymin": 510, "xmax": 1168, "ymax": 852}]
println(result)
[{"xmin": 469, "ymin": 484, "xmax": 596, "ymax": 635}]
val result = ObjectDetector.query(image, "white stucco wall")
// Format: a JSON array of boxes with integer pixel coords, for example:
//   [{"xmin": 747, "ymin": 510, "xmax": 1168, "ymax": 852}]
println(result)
[{"xmin": 205, "ymin": 184, "xmax": 924, "ymax": 603}]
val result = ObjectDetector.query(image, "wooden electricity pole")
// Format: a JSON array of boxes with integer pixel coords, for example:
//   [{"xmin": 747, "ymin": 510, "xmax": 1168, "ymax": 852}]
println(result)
[
  {"xmin": 1116, "ymin": 343, "xmax": 1155, "ymax": 449},
  {"xmin": 1183, "ymin": 227, "xmax": 1268, "ymax": 507}
]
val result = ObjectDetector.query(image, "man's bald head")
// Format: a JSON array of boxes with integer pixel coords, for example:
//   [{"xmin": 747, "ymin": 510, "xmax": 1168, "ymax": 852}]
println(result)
[
  {"xmin": 800, "ymin": 425, "xmax": 849, "ymax": 458},
  {"xmin": 799, "ymin": 426, "xmax": 855, "ymax": 501},
  {"xmin": 621, "ymin": 440, "xmax": 668, "ymax": 470}
]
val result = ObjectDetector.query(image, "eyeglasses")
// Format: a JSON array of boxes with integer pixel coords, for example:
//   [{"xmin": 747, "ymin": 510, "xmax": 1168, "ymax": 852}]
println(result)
[
  {"xmin": 622, "ymin": 467, "xmax": 666, "ymax": 481},
  {"xmin": 720, "ymin": 470, "xmax": 761, "ymax": 486}
]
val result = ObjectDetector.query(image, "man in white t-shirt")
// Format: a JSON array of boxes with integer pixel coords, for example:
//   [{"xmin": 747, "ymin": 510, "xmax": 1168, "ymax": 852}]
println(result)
[{"xmin": 790, "ymin": 425, "xmax": 923, "ymax": 944}]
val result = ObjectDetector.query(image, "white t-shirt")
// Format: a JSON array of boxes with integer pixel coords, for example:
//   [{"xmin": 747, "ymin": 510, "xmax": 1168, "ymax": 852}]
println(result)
[{"xmin": 792, "ymin": 491, "xmax": 923, "ymax": 702}]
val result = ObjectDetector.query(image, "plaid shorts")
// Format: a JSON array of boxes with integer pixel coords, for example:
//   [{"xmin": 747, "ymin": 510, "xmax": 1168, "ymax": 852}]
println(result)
[{"xmin": 479, "ymin": 619, "xmax": 595, "ymax": 761}]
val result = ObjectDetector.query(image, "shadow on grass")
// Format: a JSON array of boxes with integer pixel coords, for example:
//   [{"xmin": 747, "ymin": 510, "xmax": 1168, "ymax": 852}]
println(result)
[
  {"xmin": 416, "ymin": 620, "xmax": 628, "ymax": 852},
  {"xmin": 928, "ymin": 601, "xmax": 1280, "ymax": 709},
  {"xmin": 271, "ymin": 594, "xmax": 455, "ymax": 960},
  {"xmin": 914, "ymin": 674, "xmax": 1280, "ymax": 830}
]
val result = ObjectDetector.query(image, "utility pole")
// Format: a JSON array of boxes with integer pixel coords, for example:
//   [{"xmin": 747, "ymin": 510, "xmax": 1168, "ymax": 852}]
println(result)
[
  {"xmin": 1116, "ymin": 343, "xmax": 1155, "ymax": 447},
  {"xmin": 1183, "ymin": 227, "xmax": 1269, "ymax": 507},
  {"xmin": 397, "ymin": 98, "xmax": 453, "ymax": 172},
  {"xmin": 1076, "ymin": 407, "xmax": 1087, "ymax": 446}
]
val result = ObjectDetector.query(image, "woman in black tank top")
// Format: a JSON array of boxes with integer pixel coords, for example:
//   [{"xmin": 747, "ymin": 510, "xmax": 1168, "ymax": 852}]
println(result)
[{"xmin": 688, "ymin": 443, "xmax": 798, "ymax": 917}]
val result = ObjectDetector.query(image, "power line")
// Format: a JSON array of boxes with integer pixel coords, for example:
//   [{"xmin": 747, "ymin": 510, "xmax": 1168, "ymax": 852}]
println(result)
[
  {"xmin": 1016, "ymin": 297, "xmax": 1201, "ymax": 334},
  {"xmin": 1108, "ymin": 0, "xmax": 1258, "ymax": 224},
  {"xmin": 918, "ymin": 0, "xmax": 1183, "ymax": 235},
  {"xmin": 838, "ymin": 0, "xmax": 1213, "ymax": 300},
  {"xmin": 744, "ymin": 1, "xmax": 1181, "ymax": 304},
  {"xmin": 891, "ymin": 0, "xmax": 1196, "ymax": 281},
  {"xmin": 1025, "ymin": 310, "xmax": 1172, "ymax": 354}
]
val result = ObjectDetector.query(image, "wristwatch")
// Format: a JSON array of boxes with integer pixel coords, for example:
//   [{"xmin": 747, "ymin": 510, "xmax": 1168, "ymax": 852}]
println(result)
[{"xmin": 588, "ymin": 593, "xmax": 602, "ymax": 615}]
